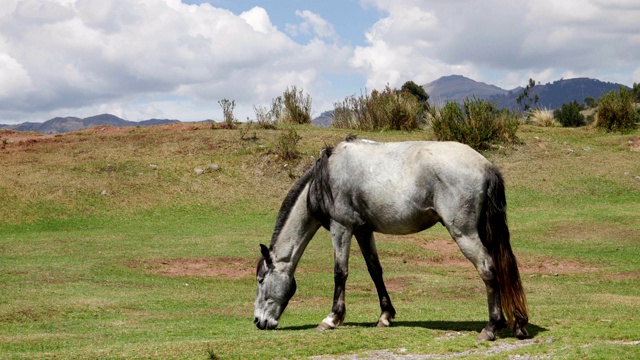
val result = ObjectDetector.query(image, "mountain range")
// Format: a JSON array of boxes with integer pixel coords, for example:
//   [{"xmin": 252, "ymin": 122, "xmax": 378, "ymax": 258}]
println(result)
[
  {"xmin": 423, "ymin": 75, "xmax": 627, "ymax": 110},
  {"xmin": 1, "ymin": 76, "xmax": 630, "ymax": 132},
  {"xmin": 0, "ymin": 114, "xmax": 179, "ymax": 134}
]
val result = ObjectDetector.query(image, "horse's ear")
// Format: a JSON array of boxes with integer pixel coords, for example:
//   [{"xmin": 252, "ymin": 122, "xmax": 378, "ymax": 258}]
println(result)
[{"xmin": 260, "ymin": 244, "xmax": 272, "ymax": 266}]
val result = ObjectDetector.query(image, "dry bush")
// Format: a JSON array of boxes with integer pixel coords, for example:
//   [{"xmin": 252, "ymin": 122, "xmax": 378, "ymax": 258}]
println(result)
[
  {"xmin": 272, "ymin": 86, "xmax": 312, "ymax": 125},
  {"xmin": 332, "ymin": 86, "xmax": 424, "ymax": 131},
  {"xmin": 429, "ymin": 98, "xmax": 519, "ymax": 151},
  {"xmin": 596, "ymin": 88, "xmax": 639, "ymax": 133}
]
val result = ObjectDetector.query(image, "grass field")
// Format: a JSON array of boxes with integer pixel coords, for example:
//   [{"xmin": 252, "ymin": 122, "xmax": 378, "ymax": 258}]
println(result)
[{"xmin": 1, "ymin": 124, "xmax": 639, "ymax": 359}]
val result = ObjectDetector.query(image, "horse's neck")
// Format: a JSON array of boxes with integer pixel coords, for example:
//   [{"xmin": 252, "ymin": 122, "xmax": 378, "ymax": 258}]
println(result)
[{"xmin": 271, "ymin": 184, "xmax": 321, "ymax": 275}]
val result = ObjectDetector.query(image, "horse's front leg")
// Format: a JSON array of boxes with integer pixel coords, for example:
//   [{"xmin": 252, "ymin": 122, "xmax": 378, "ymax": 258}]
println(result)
[
  {"xmin": 317, "ymin": 221, "xmax": 352, "ymax": 331},
  {"xmin": 355, "ymin": 229, "xmax": 396, "ymax": 327}
]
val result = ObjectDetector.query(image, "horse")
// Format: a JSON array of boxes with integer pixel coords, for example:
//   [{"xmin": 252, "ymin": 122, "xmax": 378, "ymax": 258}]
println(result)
[{"xmin": 254, "ymin": 136, "xmax": 528, "ymax": 341}]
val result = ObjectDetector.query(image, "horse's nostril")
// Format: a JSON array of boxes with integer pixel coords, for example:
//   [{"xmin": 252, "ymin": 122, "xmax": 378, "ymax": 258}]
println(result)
[{"xmin": 253, "ymin": 317, "xmax": 259, "ymax": 325}]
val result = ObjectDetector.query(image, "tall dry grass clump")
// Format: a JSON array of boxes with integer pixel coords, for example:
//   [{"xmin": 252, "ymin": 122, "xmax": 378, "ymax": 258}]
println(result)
[
  {"xmin": 527, "ymin": 108, "xmax": 559, "ymax": 127},
  {"xmin": 332, "ymin": 85, "xmax": 424, "ymax": 131}
]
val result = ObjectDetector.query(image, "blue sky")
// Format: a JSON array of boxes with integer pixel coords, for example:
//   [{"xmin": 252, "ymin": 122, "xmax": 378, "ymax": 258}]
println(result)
[{"xmin": 1, "ymin": 0, "xmax": 639, "ymax": 123}]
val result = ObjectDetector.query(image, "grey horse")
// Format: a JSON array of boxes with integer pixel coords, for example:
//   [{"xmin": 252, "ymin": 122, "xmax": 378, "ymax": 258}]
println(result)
[{"xmin": 254, "ymin": 136, "xmax": 528, "ymax": 341}]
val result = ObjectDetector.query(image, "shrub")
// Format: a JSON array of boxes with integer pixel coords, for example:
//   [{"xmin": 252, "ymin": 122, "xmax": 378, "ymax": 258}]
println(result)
[
  {"xmin": 274, "ymin": 128, "xmax": 301, "ymax": 161},
  {"xmin": 272, "ymin": 86, "xmax": 312, "ymax": 125},
  {"xmin": 253, "ymin": 105, "xmax": 277, "ymax": 130},
  {"xmin": 429, "ymin": 98, "xmax": 519, "ymax": 151},
  {"xmin": 632, "ymin": 83, "xmax": 640, "ymax": 103},
  {"xmin": 553, "ymin": 101, "xmax": 586, "ymax": 127},
  {"xmin": 218, "ymin": 99, "xmax": 236, "ymax": 129},
  {"xmin": 332, "ymin": 85, "xmax": 424, "ymax": 131},
  {"xmin": 596, "ymin": 88, "xmax": 639, "ymax": 133}
]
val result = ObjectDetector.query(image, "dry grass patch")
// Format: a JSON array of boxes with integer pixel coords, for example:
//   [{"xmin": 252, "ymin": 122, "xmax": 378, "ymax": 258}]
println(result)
[
  {"xmin": 544, "ymin": 221, "xmax": 639, "ymax": 245},
  {"xmin": 132, "ymin": 257, "xmax": 253, "ymax": 280},
  {"xmin": 519, "ymin": 256, "xmax": 599, "ymax": 277},
  {"xmin": 628, "ymin": 136, "xmax": 640, "ymax": 152}
]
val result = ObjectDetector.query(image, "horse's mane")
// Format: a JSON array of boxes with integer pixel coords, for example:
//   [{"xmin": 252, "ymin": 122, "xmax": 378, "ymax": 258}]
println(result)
[{"xmin": 269, "ymin": 146, "xmax": 335, "ymax": 246}]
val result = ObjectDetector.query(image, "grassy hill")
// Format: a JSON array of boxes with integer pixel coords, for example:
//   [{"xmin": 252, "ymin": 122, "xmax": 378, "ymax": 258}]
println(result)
[{"xmin": 1, "ymin": 124, "xmax": 639, "ymax": 359}]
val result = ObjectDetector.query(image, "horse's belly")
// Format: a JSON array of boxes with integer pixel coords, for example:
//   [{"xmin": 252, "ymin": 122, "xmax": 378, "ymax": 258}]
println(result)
[{"xmin": 366, "ymin": 207, "xmax": 441, "ymax": 235}]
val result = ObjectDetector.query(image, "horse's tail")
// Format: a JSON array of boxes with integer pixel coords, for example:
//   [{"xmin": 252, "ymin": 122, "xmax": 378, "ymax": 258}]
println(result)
[{"xmin": 481, "ymin": 165, "xmax": 528, "ymax": 330}]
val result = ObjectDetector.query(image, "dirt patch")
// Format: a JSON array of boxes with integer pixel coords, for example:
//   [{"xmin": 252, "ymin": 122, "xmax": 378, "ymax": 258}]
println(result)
[
  {"xmin": 311, "ymin": 338, "xmax": 547, "ymax": 359},
  {"xmin": 519, "ymin": 256, "xmax": 598, "ymax": 277},
  {"xmin": 390, "ymin": 236, "xmax": 600, "ymax": 278},
  {"xmin": 418, "ymin": 238, "xmax": 469, "ymax": 267},
  {"xmin": 133, "ymin": 257, "xmax": 254, "ymax": 280},
  {"xmin": 605, "ymin": 271, "xmax": 640, "ymax": 280},
  {"xmin": 546, "ymin": 222, "xmax": 639, "ymax": 245},
  {"xmin": 385, "ymin": 276, "xmax": 423, "ymax": 293}
]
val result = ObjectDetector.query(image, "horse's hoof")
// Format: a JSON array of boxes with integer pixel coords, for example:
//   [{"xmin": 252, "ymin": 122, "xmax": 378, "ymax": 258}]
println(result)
[
  {"xmin": 477, "ymin": 329, "xmax": 496, "ymax": 341},
  {"xmin": 514, "ymin": 327, "xmax": 529, "ymax": 340},
  {"xmin": 376, "ymin": 318, "xmax": 392, "ymax": 327},
  {"xmin": 316, "ymin": 322, "xmax": 334, "ymax": 331}
]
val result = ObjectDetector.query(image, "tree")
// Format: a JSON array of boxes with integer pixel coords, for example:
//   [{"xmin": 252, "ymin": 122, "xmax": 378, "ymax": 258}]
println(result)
[
  {"xmin": 553, "ymin": 101, "xmax": 585, "ymax": 127},
  {"xmin": 516, "ymin": 78, "xmax": 539, "ymax": 111},
  {"xmin": 401, "ymin": 80, "xmax": 430, "ymax": 113},
  {"xmin": 583, "ymin": 97, "xmax": 597, "ymax": 109},
  {"xmin": 632, "ymin": 82, "xmax": 640, "ymax": 103}
]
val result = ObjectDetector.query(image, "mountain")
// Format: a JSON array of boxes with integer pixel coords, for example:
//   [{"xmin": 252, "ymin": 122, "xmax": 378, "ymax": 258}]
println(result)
[
  {"xmin": 422, "ymin": 75, "xmax": 628, "ymax": 110},
  {"xmin": 0, "ymin": 114, "xmax": 179, "ymax": 134},
  {"xmin": 423, "ymin": 75, "xmax": 515, "ymax": 105},
  {"xmin": 311, "ymin": 110, "xmax": 334, "ymax": 128}
]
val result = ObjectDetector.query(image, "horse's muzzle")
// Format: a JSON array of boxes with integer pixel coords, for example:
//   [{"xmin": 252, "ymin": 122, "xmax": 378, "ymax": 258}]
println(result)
[{"xmin": 254, "ymin": 317, "xmax": 278, "ymax": 330}]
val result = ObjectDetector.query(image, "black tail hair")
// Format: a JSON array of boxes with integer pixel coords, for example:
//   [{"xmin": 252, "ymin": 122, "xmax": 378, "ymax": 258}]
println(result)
[{"xmin": 481, "ymin": 165, "xmax": 528, "ymax": 329}]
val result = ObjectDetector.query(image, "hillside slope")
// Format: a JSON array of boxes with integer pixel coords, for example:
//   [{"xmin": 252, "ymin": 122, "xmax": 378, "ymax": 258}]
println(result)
[{"xmin": 0, "ymin": 114, "xmax": 179, "ymax": 134}]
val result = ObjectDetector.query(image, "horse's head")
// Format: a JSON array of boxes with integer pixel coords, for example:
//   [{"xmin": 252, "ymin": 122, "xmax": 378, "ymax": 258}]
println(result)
[{"xmin": 254, "ymin": 244, "xmax": 297, "ymax": 330}]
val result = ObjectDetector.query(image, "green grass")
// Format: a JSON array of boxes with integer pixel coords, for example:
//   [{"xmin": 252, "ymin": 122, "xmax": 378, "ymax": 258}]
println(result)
[{"xmin": 1, "ymin": 124, "xmax": 639, "ymax": 358}]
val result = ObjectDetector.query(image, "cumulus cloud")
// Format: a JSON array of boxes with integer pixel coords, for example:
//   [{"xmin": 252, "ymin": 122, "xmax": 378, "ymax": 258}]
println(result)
[
  {"xmin": 286, "ymin": 10, "xmax": 338, "ymax": 42},
  {"xmin": 0, "ymin": 53, "xmax": 32, "ymax": 98},
  {"xmin": 354, "ymin": 0, "xmax": 640, "ymax": 89},
  {"xmin": 0, "ymin": 0, "xmax": 352, "ymax": 122}
]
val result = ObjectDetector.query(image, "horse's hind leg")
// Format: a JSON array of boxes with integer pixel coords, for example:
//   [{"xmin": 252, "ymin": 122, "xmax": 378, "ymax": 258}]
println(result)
[
  {"xmin": 355, "ymin": 228, "xmax": 396, "ymax": 327},
  {"xmin": 317, "ymin": 221, "xmax": 352, "ymax": 331},
  {"xmin": 449, "ymin": 230, "xmax": 507, "ymax": 341}
]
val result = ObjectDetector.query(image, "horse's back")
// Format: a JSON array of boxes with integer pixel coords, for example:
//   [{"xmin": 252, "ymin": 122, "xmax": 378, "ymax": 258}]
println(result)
[
  {"xmin": 331, "ymin": 139, "xmax": 490, "ymax": 184},
  {"xmin": 327, "ymin": 140, "xmax": 491, "ymax": 234}
]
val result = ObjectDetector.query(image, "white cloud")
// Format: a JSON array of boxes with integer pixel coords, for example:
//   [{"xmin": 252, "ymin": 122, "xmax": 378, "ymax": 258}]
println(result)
[
  {"xmin": 240, "ymin": 7, "xmax": 278, "ymax": 34},
  {"xmin": 286, "ymin": 10, "xmax": 338, "ymax": 41},
  {"xmin": 0, "ymin": 0, "xmax": 352, "ymax": 122},
  {"xmin": 0, "ymin": 53, "xmax": 32, "ymax": 97},
  {"xmin": 354, "ymin": 0, "xmax": 640, "ymax": 89}
]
